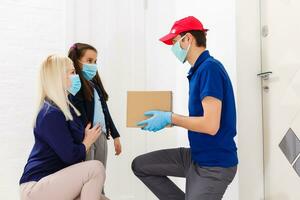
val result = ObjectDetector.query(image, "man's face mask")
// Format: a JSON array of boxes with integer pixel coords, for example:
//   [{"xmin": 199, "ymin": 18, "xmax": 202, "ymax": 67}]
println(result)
[{"xmin": 171, "ymin": 34, "xmax": 191, "ymax": 63}]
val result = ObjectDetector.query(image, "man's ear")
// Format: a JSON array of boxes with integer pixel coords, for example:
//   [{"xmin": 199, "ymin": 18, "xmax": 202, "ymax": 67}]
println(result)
[{"xmin": 186, "ymin": 32, "xmax": 193, "ymax": 43}]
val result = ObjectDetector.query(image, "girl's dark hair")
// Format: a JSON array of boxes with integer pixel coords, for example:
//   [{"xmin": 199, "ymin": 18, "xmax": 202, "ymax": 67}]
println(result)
[
  {"xmin": 180, "ymin": 30, "xmax": 207, "ymax": 48},
  {"xmin": 68, "ymin": 43, "xmax": 109, "ymax": 101}
]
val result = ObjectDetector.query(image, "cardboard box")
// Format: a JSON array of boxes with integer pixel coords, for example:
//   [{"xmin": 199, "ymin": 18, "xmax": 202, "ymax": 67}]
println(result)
[{"xmin": 127, "ymin": 91, "xmax": 173, "ymax": 127}]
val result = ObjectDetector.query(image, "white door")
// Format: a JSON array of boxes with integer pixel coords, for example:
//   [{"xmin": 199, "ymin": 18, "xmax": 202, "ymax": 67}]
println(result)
[{"xmin": 260, "ymin": 0, "xmax": 300, "ymax": 199}]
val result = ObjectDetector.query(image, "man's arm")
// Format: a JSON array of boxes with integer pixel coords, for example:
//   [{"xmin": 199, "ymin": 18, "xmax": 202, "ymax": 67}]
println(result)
[
  {"xmin": 137, "ymin": 96, "xmax": 222, "ymax": 134},
  {"xmin": 172, "ymin": 96, "xmax": 222, "ymax": 135}
]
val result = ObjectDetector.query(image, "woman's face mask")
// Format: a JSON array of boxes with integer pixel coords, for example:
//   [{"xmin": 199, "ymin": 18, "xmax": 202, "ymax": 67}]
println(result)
[
  {"xmin": 67, "ymin": 74, "xmax": 81, "ymax": 96},
  {"xmin": 171, "ymin": 34, "xmax": 191, "ymax": 63}
]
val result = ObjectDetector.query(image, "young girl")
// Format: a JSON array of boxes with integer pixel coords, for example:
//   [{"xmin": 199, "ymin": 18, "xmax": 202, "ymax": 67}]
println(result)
[
  {"xmin": 19, "ymin": 55, "xmax": 105, "ymax": 200},
  {"xmin": 68, "ymin": 43, "xmax": 122, "ymax": 197}
]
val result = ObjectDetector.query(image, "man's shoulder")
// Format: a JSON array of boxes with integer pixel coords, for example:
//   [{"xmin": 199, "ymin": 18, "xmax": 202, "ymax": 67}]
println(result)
[
  {"xmin": 203, "ymin": 55, "xmax": 223, "ymax": 68},
  {"xmin": 196, "ymin": 57, "xmax": 224, "ymax": 76}
]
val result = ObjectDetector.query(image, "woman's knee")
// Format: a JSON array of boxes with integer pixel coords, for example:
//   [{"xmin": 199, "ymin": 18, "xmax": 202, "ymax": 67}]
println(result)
[{"xmin": 87, "ymin": 160, "xmax": 105, "ymax": 178}]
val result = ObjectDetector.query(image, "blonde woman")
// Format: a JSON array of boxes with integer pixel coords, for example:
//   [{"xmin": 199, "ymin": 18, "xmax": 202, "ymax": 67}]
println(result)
[{"xmin": 19, "ymin": 55, "xmax": 105, "ymax": 200}]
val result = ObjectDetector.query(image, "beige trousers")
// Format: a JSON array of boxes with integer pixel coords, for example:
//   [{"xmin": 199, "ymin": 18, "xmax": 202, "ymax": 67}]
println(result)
[{"xmin": 20, "ymin": 160, "xmax": 105, "ymax": 200}]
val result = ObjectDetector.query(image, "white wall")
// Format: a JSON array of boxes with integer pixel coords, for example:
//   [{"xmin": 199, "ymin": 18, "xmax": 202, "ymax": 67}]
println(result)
[
  {"xmin": 0, "ymin": 1, "xmax": 68, "ymax": 199},
  {"xmin": 0, "ymin": 0, "xmax": 263, "ymax": 199}
]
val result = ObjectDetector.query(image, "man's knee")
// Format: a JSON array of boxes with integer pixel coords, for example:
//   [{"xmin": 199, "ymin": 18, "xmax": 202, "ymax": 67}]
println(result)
[
  {"xmin": 131, "ymin": 155, "xmax": 146, "ymax": 176},
  {"xmin": 186, "ymin": 193, "xmax": 223, "ymax": 200}
]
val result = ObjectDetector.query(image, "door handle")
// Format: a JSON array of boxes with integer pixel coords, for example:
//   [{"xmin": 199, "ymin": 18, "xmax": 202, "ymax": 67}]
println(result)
[{"xmin": 257, "ymin": 71, "xmax": 272, "ymax": 80}]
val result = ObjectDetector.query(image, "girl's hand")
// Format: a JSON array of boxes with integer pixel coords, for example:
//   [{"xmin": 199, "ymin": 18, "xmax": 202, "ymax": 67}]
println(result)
[
  {"xmin": 83, "ymin": 123, "xmax": 101, "ymax": 152},
  {"xmin": 114, "ymin": 137, "xmax": 122, "ymax": 156}
]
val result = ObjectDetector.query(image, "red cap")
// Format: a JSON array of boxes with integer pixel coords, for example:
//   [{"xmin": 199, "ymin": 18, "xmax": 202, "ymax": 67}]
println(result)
[{"xmin": 159, "ymin": 16, "xmax": 208, "ymax": 45}]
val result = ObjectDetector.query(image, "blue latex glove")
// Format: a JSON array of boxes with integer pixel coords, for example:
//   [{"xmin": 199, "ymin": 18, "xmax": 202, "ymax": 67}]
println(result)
[{"xmin": 137, "ymin": 110, "xmax": 172, "ymax": 132}]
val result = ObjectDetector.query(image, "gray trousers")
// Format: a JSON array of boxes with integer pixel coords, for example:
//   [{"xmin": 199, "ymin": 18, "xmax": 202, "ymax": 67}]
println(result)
[
  {"xmin": 86, "ymin": 133, "xmax": 108, "ymax": 194},
  {"xmin": 131, "ymin": 148, "xmax": 237, "ymax": 200}
]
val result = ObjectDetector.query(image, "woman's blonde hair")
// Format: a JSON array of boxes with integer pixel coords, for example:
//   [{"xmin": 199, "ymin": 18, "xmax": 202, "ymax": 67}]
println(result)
[{"xmin": 35, "ymin": 55, "xmax": 80, "ymax": 122}]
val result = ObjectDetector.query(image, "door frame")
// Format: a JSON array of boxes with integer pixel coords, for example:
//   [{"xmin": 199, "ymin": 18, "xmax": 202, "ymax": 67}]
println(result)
[{"xmin": 236, "ymin": 0, "xmax": 265, "ymax": 199}]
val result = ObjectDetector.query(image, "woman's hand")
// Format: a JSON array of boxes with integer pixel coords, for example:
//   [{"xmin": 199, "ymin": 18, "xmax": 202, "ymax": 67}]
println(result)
[
  {"xmin": 114, "ymin": 137, "xmax": 122, "ymax": 156},
  {"xmin": 82, "ymin": 123, "xmax": 101, "ymax": 152}
]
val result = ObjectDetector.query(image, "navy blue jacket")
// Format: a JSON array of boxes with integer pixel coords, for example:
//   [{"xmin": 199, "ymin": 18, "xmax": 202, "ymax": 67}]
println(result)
[
  {"xmin": 69, "ymin": 81, "xmax": 120, "ymax": 139},
  {"xmin": 19, "ymin": 100, "xmax": 86, "ymax": 184}
]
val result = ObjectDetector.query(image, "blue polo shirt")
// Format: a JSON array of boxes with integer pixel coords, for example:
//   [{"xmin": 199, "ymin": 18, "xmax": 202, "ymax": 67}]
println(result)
[
  {"xmin": 93, "ymin": 88, "xmax": 107, "ymax": 133},
  {"xmin": 187, "ymin": 50, "xmax": 238, "ymax": 167}
]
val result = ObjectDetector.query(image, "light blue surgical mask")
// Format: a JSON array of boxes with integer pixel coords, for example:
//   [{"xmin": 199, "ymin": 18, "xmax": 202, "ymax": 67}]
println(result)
[
  {"xmin": 68, "ymin": 74, "xmax": 81, "ymax": 96},
  {"xmin": 82, "ymin": 63, "xmax": 98, "ymax": 80},
  {"xmin": 171, "ymin": 34, "xmax": 191, "ymax": 63}
]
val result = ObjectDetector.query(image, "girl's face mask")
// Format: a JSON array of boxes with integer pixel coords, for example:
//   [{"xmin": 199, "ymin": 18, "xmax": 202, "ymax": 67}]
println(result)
[{"xmin": 80, "ymin": 62, "xmax": 98, "ymax": 80}]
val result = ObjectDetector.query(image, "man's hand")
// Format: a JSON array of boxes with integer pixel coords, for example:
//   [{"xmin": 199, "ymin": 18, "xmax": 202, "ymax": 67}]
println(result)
[{"xmin": 137, "ymin": 110, "xmax": 172, "ymax": 132}]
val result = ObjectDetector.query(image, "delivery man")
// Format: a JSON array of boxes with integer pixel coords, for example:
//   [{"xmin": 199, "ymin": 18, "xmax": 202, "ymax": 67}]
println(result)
[{"xmin": 132, "ymin": 16, "xmax": 238, "ymax": 200}]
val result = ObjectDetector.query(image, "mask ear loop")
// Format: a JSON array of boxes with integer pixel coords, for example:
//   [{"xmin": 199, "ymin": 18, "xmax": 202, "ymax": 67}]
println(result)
[
  {"xmin": 180, "ymin": 34, "xmax": 191, "ymax": 51},
  {"xmin": 178, "ymin": 34, "xmax": 187, "ymax": 43},
  {"xmin": 186, "ymin": 43, "xmax": 191, "ymax": 52},
  {"xmin": 181, "ymin": 34, "xmax": 191, "ymax": 63}
]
